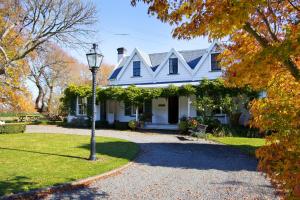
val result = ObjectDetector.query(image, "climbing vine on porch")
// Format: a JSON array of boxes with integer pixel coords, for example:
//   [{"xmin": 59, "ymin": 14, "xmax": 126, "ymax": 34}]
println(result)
[{"xmin": 60, "ymin": 79, "xmax": 258, "ymax": 116}]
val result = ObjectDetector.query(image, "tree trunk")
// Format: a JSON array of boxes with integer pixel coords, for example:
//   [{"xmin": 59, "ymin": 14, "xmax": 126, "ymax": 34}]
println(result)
[
  {"xmin": 41, "ymin": 91, "xmax": 46, "ymax": 113},
  {"xmin": 47, "ymin": 86, "xmax": 54, "ymax": 113},
  {"xmin": 243, "ymin": 22, "xmax": 300, "ymax": 81},
  {"xmin": 284, "ymin": 58, "xmax": 300, "ymax": 81},
  {"xmin": 35, "ymin": 84, "xmax": 44, "ymax": 112}
]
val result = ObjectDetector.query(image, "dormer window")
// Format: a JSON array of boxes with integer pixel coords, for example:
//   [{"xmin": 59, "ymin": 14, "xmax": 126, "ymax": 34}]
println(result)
[
  {"xmin": 169, "ymin": 58, "xmax": 178, "ymax": 74},
  {"xmin": 211, "ymin": 53, "xmax": 221, "ymax": 71},
  {"xmin": 133, "ymin": 61, "xmax": 141, "ymax": 76}
]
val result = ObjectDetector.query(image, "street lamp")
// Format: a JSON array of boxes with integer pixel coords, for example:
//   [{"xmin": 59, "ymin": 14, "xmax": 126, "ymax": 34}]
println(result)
[{"xmin": 86, "ymin": 43, "xmax": 104, "ymax": 161}]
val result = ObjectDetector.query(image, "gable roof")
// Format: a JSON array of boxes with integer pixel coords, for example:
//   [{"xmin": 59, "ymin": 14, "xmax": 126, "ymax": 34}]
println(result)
[
  {"xmin": 192, "ymin": 41, "xmax": 221, "ymax": 75},
  {"xmin": 114, "ymin": 48, "xmax": 154, "ymax": 81},
  {"xmin": 109, "ymin": 66, "xmax": 123, "ymax": 80},
  {"xmin": 108, "ymin": 42, "xmax": 221, "ymax": 80}
]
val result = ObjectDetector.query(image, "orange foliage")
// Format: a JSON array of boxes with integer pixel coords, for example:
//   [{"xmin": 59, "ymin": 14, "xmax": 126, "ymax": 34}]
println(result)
[{"xmin": 132, "ymin": 0, "xmax": 300, "ymax": 198}]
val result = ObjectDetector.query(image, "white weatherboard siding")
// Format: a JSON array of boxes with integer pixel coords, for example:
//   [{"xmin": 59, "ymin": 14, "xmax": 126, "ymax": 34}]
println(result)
[
  {"xmin": 193, "ymin": 54, "xmax": 222, "ymax": 80},
  {"xmin": 118, "ymin": 101, "xmax": 136, "ymax": 122},
  {"xmin": 117, "ymin": 54, "xmax": 153, "ymax": 85},
  {"xmin": 154, "ymin": 54, "xmax": 193, "ymax": 83},
  {"xmin": 179, "ymin": 95, "xmax": 197, "ymax": 119}
]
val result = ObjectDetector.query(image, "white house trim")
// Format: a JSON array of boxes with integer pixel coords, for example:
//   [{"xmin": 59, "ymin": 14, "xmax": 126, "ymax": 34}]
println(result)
[
  {"xmin": 192, "ymin": 41, "xmax": 218, "ymax": 76},
  {"xmin": 116, "ymin": 48, "xmax": 154, "ymax": 81},
  {"xmin": 153, "ymin": 48, "xmax": 193, "ymax": 78}
]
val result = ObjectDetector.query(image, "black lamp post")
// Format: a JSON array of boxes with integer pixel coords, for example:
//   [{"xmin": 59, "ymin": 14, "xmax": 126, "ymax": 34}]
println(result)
[{"xmin": 86, "ymin": 44, "xmax": 104, "ymax": 161}]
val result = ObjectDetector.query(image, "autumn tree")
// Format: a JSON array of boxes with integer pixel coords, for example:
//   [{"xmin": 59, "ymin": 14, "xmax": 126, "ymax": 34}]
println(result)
[
  {"xmin": 0, "ymin": 0, "xmax": 96, "ymax": 112},
  {"xmin": 0, "ymin": 0, "xmax": 96, "ymax": 75},
  {"xmin": 131, "ymin": 0, "xmax": 299, "ymax": 81},
  {"xmin": 29, "ymin": 44, "xmax": 90, "ymax": 114},
  {"xmin": 131, "ymin": 0, "xmax": 300, "ymax": 198},
  {"xmin": 97, "ymin": 64, "xmax": 114, "ymax": 86}
]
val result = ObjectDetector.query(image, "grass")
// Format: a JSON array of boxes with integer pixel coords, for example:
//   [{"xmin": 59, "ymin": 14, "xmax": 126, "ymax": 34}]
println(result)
[
  {"xmin": 0, "ymin": 133, "xmax": 139, "ymax": 197},
  {"xmin": 208, "ymin": 136, "xmax": 265, "ymax": 156}
]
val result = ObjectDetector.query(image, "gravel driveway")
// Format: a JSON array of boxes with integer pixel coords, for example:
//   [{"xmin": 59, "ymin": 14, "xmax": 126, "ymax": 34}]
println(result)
[{"xmin": 26, "ymin": 125, "xmax": 278, "ymax": 200}]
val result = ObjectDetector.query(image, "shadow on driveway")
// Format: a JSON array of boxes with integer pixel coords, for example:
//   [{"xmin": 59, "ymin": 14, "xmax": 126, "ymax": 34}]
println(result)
[{"xmin": 79, "ymin": 141, "xmax": 258, "ymax": 172}]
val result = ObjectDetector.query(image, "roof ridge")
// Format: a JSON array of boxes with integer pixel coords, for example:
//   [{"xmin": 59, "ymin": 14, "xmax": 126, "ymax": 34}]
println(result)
[{"xmin": 148, "ymin": 48, "xmax": 207, "ymax": 56}]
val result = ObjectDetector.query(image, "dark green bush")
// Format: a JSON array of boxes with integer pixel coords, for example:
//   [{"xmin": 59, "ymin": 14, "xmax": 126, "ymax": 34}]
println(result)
[
  {"xmin": 212, "ymin": 124, "xmax": 262, "ymax": 138},
  {"xmin": 115, "ymin": 121, "xmax": 129, "ymax": 130},
  {"xmin": 0, "ymin": 123, "xmax": 26, "ymax": 134},
  {"xmin": 196, "ymin": 117, "xmax": 221, "ymax": 133},
  {"xmin": 95, "ymin": 120, "xmax": 109, "ymax": 128},
  {"xmin": 67, "ymin": 117, "xmax": 90, "ymax": 128},
  {"xmin": 212, "ymin": 125, "xmax": 233, "ymax": 137},
  {"xmin": 178, "ymin": 116, "xmax": 188, "ymax": 134}
]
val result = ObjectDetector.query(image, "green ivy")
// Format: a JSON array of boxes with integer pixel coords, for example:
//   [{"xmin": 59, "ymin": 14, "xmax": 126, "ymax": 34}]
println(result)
[{"xmin": 61, "ymin": 79, "xmax": 259, "ymax": 116}]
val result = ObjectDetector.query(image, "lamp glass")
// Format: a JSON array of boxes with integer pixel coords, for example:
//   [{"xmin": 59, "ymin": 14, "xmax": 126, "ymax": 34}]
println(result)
[{"xmin": 86, "ymin": 44, "xmax": 104, "ymax": 69}]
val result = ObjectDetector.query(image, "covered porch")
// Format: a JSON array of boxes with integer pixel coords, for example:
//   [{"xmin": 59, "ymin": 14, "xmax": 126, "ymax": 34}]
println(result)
[{"xmin": 102, "ymin": 95, "xmax": 197, "ymax": 130}]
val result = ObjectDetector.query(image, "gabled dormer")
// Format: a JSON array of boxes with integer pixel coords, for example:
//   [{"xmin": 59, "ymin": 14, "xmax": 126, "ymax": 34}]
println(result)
[
  {"xmin": 153, "ymin": 48, "xmax": 194, "ymax": 82},
  {"xmin": 193, "ymin": 41, "xmax": 223, "ymax": 79},
  {"xmin": 109, "ymin": 48, "xmax": 154, "ymax": 85},
  {"xmin": 108, "ymin": 42, "xmax": 223, "ymax": 86}
]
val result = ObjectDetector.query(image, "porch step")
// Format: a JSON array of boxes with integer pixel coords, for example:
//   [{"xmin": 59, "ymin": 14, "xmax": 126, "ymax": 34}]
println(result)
[{"xmin": 143, "ymin": 124, "xmax": 178, "ymax": 130}]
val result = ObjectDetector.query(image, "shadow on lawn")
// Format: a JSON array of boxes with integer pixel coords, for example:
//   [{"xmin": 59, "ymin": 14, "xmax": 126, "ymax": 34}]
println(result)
[
  {"xmin": 0, "ymin": 176, "xmax": 36, "ymax": 197},
  {"xmin": 0, "ymin": 147, "xmax": 86, "ymax": 160}
]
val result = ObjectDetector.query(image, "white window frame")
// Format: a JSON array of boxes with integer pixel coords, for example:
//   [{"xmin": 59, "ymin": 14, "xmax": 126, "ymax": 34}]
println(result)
[
  {"xmin": 169, "ymin": 58, "xmax": 178, "ymax": 74},
  {"xmin": 210, "ymin": 53, "xmax": 221, "ymax": 71},
  {"xmin": 77, "ymin": 96, "xmax": 87, "ymax": 116},
  {"xmin": 133, "ymin": 61, "xmax": 141, "ymax": 77}
]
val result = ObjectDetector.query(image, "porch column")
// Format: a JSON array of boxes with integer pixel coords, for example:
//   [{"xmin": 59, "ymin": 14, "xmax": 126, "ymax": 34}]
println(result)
[
  {"xmin": 136, "ymin": 106, "xmax": 138, "ymax": 121},
  {"xmin": 187, "ymin": 96, "xmax": 191, "ymax": 117}
]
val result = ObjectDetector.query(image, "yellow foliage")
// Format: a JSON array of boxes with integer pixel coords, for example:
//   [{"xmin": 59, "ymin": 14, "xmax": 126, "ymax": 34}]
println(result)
[{"xmin": 131, "ymin": 0, "xmax": 300, "ymax": 198}]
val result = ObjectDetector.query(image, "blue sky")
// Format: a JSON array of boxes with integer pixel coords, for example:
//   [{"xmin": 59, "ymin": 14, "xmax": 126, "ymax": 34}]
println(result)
[
  {"xmin": 28, "ymin": 0, "xmax": 210, "ymax": 97},
  {"xmin": 71, "ymin": 0, "xmax": 210, "ymax": 66}
]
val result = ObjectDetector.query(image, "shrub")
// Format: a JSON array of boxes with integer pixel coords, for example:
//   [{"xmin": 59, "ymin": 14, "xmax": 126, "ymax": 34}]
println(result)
[
  {"xmin": 210, "ymin": 124, "xmax": 262, "ymax": 138},
  {"xmin": 128, "ymin": 120, "xmax": 138, "ymax": 131},
  {"xmin": 95, "ymin": 120, "xmax": 109, "ymax": 128},
  {"xmin": 212, "ymin": 125, "xmax": 233, "ymax": 137},
  {"xmin": 179, "ymin": 116, "xmax": 188, "ymax": 134},
  {"xmin": 67, "ymin": 117, "xmax": 89, "ymax": 128},
  {"xmin": 198, "ymin": 117, "xmax": 221, "ymax": 133},
  {"xmin": 115, "ymin": 121, "xmax": 129, "ymax": 130},
  {"xmin": 187, "ymin": 118, "xmax": 198, "ymax": 130},
  {"xmin": 0, "ymin": 123, "xmax": 26, "ymax": 134}
]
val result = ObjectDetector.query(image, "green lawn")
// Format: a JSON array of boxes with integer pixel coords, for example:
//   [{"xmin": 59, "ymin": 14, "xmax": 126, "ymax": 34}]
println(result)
[
  {"xmin": 208, "ymin": 136, "xmax": 265, "ymax": 156},
  {"xmin": 0, "ymin": 133, "xmax": 139, "ymax": 196}
]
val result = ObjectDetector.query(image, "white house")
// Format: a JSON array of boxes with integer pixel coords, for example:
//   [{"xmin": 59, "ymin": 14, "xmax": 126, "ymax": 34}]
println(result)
[{"xmin": 68, "ymin": 42, "xmax": 226, "ymax": 130}]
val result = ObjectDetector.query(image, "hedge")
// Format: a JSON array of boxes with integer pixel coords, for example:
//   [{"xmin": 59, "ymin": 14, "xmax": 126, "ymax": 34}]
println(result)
[{"xmin": 0, "ymin": 123, "xmax": 26, "ymax": 134}]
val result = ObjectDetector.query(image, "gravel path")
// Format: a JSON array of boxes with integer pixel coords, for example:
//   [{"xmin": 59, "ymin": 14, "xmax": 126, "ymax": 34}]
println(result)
[{"xmin": 26, "ymin": 125, "xmax": 278, "ymax": 200}]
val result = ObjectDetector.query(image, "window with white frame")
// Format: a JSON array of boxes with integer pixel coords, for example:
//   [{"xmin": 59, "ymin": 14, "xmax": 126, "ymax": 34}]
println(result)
[
  {"xmin": 124, "ymin": 102, "xmax": 143, "ymax": 116},
  {"xmin": 133, "ymin": 61, "xmax": 141, "ymax": 76},
  {"xmin": 169, "ymin": 58, "xmax": 178, "ymax": 74},
  {"xmin": 77, "ymin": 97, "xmax": 87, "ymax": 115},
  {"xmin": 211, "ymin": 53, "xmax": 221, "ymax": 71}
]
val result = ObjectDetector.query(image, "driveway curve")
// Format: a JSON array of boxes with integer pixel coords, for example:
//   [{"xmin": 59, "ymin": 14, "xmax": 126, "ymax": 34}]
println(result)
[{"xmin": 26, "ymin": 125, "xmax": 278, "ymax": 200}]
